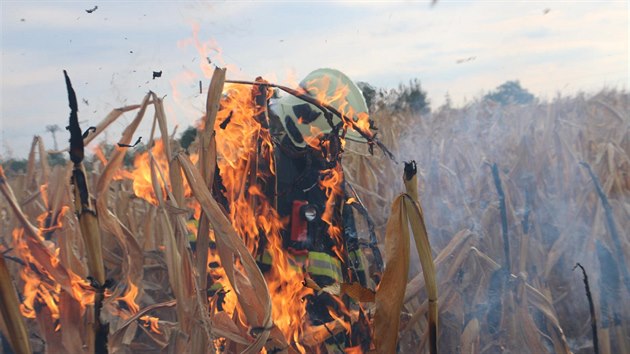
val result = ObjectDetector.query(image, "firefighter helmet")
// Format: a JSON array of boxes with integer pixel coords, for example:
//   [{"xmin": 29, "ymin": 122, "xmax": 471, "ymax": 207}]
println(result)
[{"xmin": 271, "ymin": 68, "xmax": 369, "ymax": 148}]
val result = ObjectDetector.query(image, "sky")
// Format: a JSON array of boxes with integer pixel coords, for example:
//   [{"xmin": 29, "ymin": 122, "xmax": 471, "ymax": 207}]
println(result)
[{"xmin": 0, "ymin": 0, "xmax": 628, "ymax": 158}]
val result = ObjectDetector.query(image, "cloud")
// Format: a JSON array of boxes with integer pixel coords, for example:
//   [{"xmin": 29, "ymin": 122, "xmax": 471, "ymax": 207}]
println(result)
[{"xmin": 1, "ymin": 1, "xmax": 627, "ymax": 156}]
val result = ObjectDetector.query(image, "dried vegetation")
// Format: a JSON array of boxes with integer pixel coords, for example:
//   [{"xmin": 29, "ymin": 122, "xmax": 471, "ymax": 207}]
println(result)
[{"xmin": 0, "ymin": 77, "xmax": 628, "ymax": 354}]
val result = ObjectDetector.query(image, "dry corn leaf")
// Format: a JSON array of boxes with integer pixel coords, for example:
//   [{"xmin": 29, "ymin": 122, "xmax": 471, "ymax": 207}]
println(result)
[
  {"xmin": 460, "ymin": 318, "xmax": 480, "ymax": 354},
  {"xmin": 49, "ymin": 104, "xmax": 142, "ymax": 154},
  {"xmin": 300, "ymin": 319, "xmax": 347, "ymax": 348},
  {"xmin": 341, "ymin": 282, "xmax": 376, "ymax": 302},
  {"xmin": 404, "ymin": 229, "xmax": 473, "ymax": 303},
  {"xmin": 374, "ymin": 194, "xmax": 410, "ymax": 354}
]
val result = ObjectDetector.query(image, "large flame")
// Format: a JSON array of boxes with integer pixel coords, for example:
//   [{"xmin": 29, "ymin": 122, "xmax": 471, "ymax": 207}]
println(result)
[
  {"xmin": 215, "ymin": 83, "xmax": 315, "ymax": 351},
  {"xmin": 13, "ymin": 226, "xmax": 95, "ymax": 324}
]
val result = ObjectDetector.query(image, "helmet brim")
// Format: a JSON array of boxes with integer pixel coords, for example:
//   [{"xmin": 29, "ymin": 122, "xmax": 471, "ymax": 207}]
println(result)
[{"xmin": 272, "ymin": 93, "xmax": 368, "ymax": 148}]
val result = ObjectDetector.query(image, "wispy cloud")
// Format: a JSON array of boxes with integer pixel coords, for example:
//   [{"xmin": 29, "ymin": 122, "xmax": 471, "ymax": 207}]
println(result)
[{"xmin": 1, "ymin": 1, "xmax": 627, "ymax": 156}]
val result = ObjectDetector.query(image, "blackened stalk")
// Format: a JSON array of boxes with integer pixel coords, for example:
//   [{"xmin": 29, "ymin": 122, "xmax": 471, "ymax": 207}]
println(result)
[
  {"xmin": 491, "ymin": 163, "xmax": 510, "ymax": 274},
  {"xmin": 574, "ymin": 263, "xmax": 599, "ymax": 354},
  {"xmin": 64, "ymin": 70, "xmax": 108, "ymax": 354},
  {"xmin": 580, "ymin": 162, "xmax": 630, "ymax": 294}
]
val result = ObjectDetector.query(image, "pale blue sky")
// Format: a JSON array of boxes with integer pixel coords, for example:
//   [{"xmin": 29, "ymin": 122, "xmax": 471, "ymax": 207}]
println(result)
[{"xmin": 1, "ymin": 1, "xmax": 628, "ymax": 157}]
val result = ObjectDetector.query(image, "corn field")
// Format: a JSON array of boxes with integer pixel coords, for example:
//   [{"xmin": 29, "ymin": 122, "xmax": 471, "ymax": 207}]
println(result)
[{"xmin": 0, "ymin": 68, "xmax": 628, "ymax": 354}]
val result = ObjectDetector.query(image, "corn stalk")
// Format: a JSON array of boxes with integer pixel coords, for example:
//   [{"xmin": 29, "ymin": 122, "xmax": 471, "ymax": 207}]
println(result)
[
  {"xmin": 402, "ymin": 162, "xmax": 438, "ymax": 354},
  {"xmin": 0, "ymin": 252, "xmax": 32, "ymax": 354},
  {"xmin": 64, "ymin": 70, "xmax": 107, "ymax": 354},
  {"xmin": 374, "ymin": 161, "xmax": 438, "ymax": 354},
  {"xmin": 192, "ymin": 67, "xmax": 226, "ymax": 354}
]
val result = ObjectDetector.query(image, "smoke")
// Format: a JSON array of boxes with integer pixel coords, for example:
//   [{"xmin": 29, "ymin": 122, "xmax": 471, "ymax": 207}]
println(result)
[{"xmin": 357, "ymin": 88, "xmax": 629, "ymax": 352}]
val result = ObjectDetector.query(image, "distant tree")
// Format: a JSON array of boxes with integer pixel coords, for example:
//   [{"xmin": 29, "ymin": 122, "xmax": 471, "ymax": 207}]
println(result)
[
  {"xmin": 2, "ymin": 159, "xmax": 28, "ymax": 174},
  {"xmin": 47, "ymin": 152, "xmax": 67, "ymax": 167},
  {"xmin": 180, "ymin": 126, "xmax": 198, "ymax": 150},
  {"xmin": 484, "ymin": 80, "xmax": 535, "ymax": 106},
  {"xmin": 45, "ymin": 124, "xmax": 61, "ymax": 150},
  {"xmin": 356, "ymin": 81, "xmax": 377, "ymax": 113},
  {"xmin": 393, "ymin": 78, "xmax": 430, "ymax": 114}
]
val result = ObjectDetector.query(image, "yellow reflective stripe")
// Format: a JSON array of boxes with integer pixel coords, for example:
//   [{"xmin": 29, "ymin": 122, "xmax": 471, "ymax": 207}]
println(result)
[
  {"xmin": 349, "ymin": 250, "xmax": 366, "ymax": 271},
  {"xmin": 308, "ymin": 251, "xmax": 341, "ymax": 267},
  {"xmin": 209, "ymin": 282, "xmax": 224, "ymax": 292},
  {"xmin": 307, "ymin": 252, "xmax": 342, "ymax": 282},
  {"xmin": 257, "ymin": 249, "xmax": 273, "ymax": 265}
]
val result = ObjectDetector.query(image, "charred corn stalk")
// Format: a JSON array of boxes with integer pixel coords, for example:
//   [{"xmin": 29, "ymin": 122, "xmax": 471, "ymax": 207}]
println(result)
[
  {"xmin": 403, "ymin": 161, "xmax": 438, "ymax": 354},
  {"xmin": 64, "ymin": 70, "xmax": 107, "ymax": 354},
  {"xmin": 0, "ymin": 254, "xmax": 32, "ymax": 354}
]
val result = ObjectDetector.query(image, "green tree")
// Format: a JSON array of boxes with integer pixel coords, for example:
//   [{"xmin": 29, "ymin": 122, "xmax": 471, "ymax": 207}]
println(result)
[
  {"xmin": 484, "ymin": 80, "xmax": 535, "ymax": 106},
  {"xmin": 47, "ymin": 152, "xmax": 67, "ymax": 167},
  {"xmin": 2, "ymin": 159, "xmax": 28, "ymax": 174},
  {"xmin": 393, "ymin": 78, "xmax": 430, "ymax": 114}
]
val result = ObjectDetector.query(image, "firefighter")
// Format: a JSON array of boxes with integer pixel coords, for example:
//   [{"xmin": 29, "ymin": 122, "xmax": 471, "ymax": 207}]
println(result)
[{"xmin": 265, "ymin": 68, "xmax": 379, "ymax": 352}]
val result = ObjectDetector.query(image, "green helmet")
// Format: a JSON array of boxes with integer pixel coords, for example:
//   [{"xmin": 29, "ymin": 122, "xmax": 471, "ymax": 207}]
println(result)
[{"xmin": 271, "ymin": 68, "xmax": 369, "ymax": 148}]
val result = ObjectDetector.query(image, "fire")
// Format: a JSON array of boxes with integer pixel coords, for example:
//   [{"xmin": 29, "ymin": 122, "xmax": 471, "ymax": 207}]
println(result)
[
  {"xmin": 319, "ymin": 166, "xmax": 346, "ymax": 261},
  {"xmin": 131, "ymin": 139, "xmax": 198, "ymax": 204},
  {"xmin": 12, "ymin": 228, "xmax": 95, "ymax": 323},
  {"xmin": 115, "ymin": 280, "xmax": 140, "ymax": 315},
  {"xmin": 11, "ymin": 180, "xmax": 99, "ymax": 325},
  {"xmin": 215, "ymin": 83, "xmax": 314, "ymax": 351},
  {"xmin": 345, "ymin": 346, "xmax": 363, "ymax": 354},
  {"xmin": 93, "ymin": 145, "xmax": 133, "ymax": 180},
  {"xmin": 139, "ymin": 315, "xmax": 162, "ymax": 334},
  {"xmin": 303, "ymin": 73, "xmax": 373, "ymax": 141},
  {"xmin": 131, "ymin": 140, "xmax": 169, "ymax": 205}
]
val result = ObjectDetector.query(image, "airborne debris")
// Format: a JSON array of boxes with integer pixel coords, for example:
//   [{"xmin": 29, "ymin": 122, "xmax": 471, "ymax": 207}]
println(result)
[
  {"xmin": 117, "ymin": 136, "xmax": 142, "ymax": 148},
  {"xmin": 456, "ymin": 56, "xmax": 476, "ymax": 64},
  {"xmin": 218, "ymin": 111, "xmax": 233, "ymax": 129},
  {"xmin": 152, "ymin": 71, "xmax": 162, "ymax": 79},
  {"xmin": 86, "ymin": 5, "xmax": 98, "ymax": 14}
]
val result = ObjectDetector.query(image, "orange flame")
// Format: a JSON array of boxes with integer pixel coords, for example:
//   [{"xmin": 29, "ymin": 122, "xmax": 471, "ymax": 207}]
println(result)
[
  {"xmin": 215, "ymin": 83, "xmax": 314, "ymax": 351},
  {"xmin": 13, "ymin": 227, "xmax": 95, "ymax": 323},
  {"xmin": 319, "ymin": 166, "xmax": 346, "ymax": 261},
  {"xmin": 139, "ymin": 315, "xmax": 162, "ymax": 334},
  {"xmin": 115, "ymin": 281, "xmax": 140, "ymax": 315},
  {"xmin": 131, "ymin": 139, "xmax": 198, "ymax": 204}
]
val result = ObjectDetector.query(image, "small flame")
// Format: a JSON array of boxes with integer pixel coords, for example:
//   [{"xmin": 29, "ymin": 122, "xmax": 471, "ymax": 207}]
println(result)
[
  {"xmin": 139, "ymin": 315, "xmax": 162, "ymax": 334},
  {"xmin": 115, "ymin": 281, "xmax": 140, "ymax": 315},
  {"xmin": 319, "ymin": 167, "xmax": 346, "ymax": 261}
]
